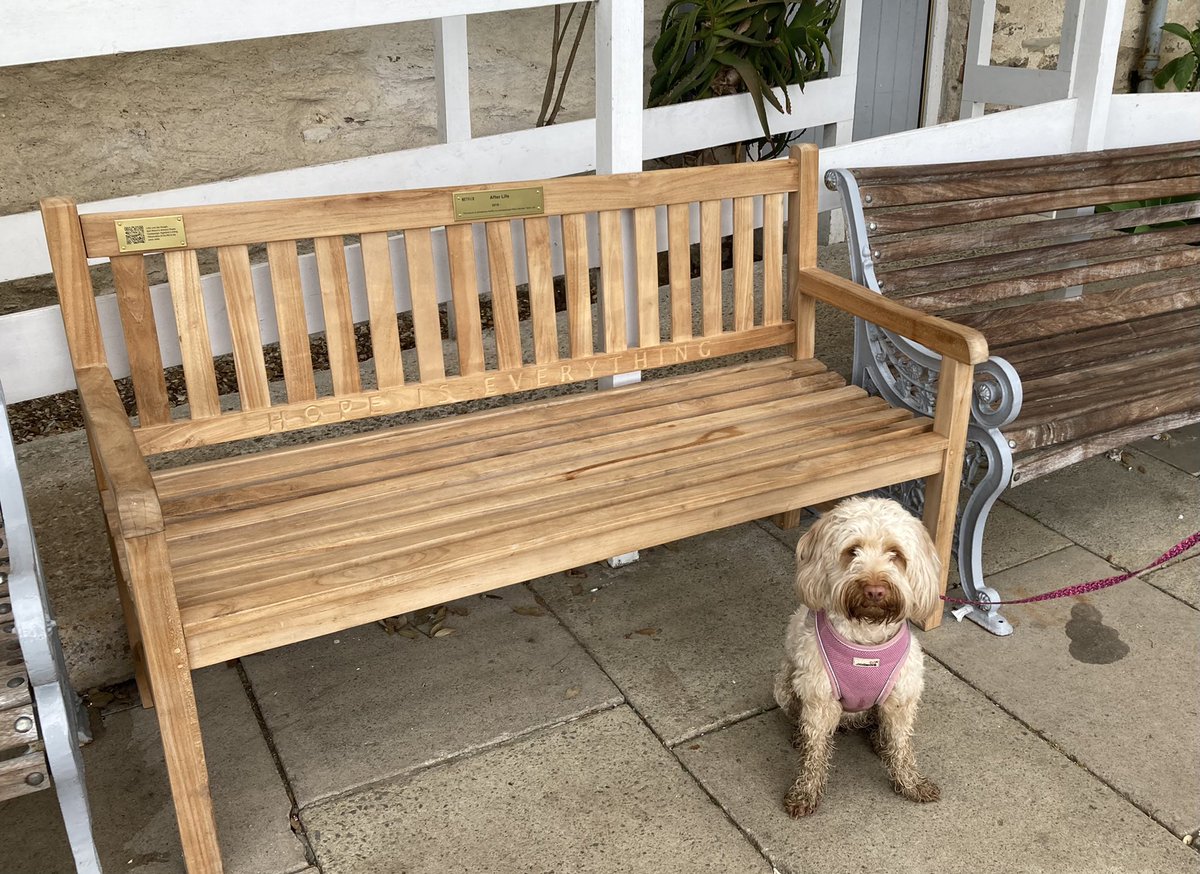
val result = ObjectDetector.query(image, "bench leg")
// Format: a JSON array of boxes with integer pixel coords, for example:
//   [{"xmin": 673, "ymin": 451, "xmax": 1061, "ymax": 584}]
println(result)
[
  {"xmin": 770, "ymin": 509, "xmax": 805, "ymax": 530},
  {"xmin": 950, "ymin": 428, "xmax": 1014, "ymax": 636},
  {"xmin": 125, "ymin": 533, "xmax": 224, "ymax": 874},
  {"xmin": 919, "ymin": 357, "xmax": 973, "ymax": 632}
]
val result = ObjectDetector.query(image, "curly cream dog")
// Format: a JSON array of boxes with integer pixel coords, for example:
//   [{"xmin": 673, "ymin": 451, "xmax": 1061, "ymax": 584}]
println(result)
[{"xmin": 773, "ymin": 496, "xmax": 941, "ymax": 817}]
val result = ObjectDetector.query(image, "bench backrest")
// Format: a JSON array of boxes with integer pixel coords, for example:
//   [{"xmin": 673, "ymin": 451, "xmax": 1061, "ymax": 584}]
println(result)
[
  {"xmin": 42, "ymin": 148, "xmax": 819, "ymax": 455},
  {"xmin": 836, "ymin": 140, "xmax": 1200, "ymax": 328}
]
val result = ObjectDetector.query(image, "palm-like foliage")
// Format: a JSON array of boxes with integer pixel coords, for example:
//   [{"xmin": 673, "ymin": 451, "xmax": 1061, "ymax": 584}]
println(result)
[
  {"xmin": 650, "ymin": 0, "xmax": 841, "ymax": 155},
  {"xmin": 1153, "ymin": 21, "xmax": 1200, "ymax": 92}
]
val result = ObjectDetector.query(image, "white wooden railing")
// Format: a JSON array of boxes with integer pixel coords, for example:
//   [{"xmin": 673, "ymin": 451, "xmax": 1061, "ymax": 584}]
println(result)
[{"xmin": 0, "ymin": 0, "xmax": 1197, "ymax": 406}]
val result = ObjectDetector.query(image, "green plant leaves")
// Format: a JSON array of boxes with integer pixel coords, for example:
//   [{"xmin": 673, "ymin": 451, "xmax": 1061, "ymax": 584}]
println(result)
[
  {"xmin": 1154, "ymin": 20, "xmax": 1200, "ymax": 92},
  {"xmin": 649, "ymin": 0, "xmax": 842, "ymax": 142}
]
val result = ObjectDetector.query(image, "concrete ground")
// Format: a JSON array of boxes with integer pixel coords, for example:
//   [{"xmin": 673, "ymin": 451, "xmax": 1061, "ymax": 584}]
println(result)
[{"xmin": 2, "ymin": 420, "xmax": 1198, "ymax": 873}]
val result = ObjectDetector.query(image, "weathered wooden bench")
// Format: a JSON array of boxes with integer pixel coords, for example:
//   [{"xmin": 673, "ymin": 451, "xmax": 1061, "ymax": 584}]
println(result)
[
  {"xmin": 0, "ymin": 382, "xmax": 101, "ymax": 872},
  {"xmin": 827, "ymin": 140, "xmax": 1200, "ymax": 635},
  {"xmin": 41, "ymin": 145, "xmax": 985, "ymax": 873}
]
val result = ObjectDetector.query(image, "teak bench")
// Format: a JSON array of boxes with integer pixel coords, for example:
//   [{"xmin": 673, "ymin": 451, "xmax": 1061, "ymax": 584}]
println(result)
[
  {"xmin": 41, "ymin": 145, "xmax": 985, "ymax": 873},
  {"xmin": 828, "ymin": 140, "xmax": 1200, "ymax": 635}
]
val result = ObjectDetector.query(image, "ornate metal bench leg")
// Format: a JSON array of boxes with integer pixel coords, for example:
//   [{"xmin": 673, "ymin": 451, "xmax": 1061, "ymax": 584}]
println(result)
[{"xmin": 952, "ymin": 426, "xmax": 1013, "ymax": 636}]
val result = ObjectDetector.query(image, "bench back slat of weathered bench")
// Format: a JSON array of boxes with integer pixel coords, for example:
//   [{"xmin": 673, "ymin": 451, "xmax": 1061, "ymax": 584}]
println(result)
[{"xmin": 45, "ymin": 152, "xmax": 816, "ymax": 455}]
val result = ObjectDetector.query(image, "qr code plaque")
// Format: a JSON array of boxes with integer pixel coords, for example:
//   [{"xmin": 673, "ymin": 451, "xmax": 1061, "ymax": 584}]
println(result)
[{"xmin": 114, "ymin": 215, "xmax": 186, "ymax": 253}]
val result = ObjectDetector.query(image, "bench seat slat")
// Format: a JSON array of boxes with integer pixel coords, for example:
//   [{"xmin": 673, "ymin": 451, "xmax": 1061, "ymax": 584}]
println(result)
[
  {"xmin": 169, "ymin": 397, "xmax": 908, "ymax": 578},
  {"xmin": 0, "ymin": 748, "xmax": 51, "ymax": 803},
  {"xmin": 160, "ymin": 365, "xmax": 841, "ymax": 523},
  {"xmin": 162, "ymin": 381, "xmax": 876, "ymax": 560},
  {"xmin": 152, "ymin": 356, "xmax": 820, "ymax": 498},
  {"xmin": 173, "ymin": 403, "xmax": 942, "ymax": 666}
]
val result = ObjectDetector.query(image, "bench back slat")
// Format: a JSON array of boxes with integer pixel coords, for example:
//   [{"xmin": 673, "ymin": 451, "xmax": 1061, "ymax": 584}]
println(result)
[
  {"xmin": 164, "ymin": 249, "xmax": 221, "ymax": 418},
  {"xmin": 216, "ymin": 245, "xmax": 272, "ymax": 411},
  {"xmin": 634, "ymin": 207, "xmax": 660, "ymax": 348},
  {"xmin": 360, "ymin": 231, "xmax": 405, "ymax": 390},
  {"xmin": 46, "ymin": 155, "xmax": 814, "ymax": 455},
  {"xmin": 111, "ymin": 253, "xmax": 171, "ymax": 425},
  {"xmin": 313, "ymin": 236, "xmax": 362, "ymax": 396},
  {"xmin": 265, "ymin": 240, "xmax": 318, "ymax": 403},
  {"xmin": 667, "ymin": 203, "xmax": 692, "ymax": 341},
  {"xmin": 525, "ymin": 217, "xmax": 561, "ymax": 364}
]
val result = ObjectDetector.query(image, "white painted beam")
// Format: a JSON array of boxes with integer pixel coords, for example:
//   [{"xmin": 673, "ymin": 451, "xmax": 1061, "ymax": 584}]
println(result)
[
  {"xmin": 1068, "ymin": 0, "xmax": 1125, "ymax": 151},
  {"xmin": 434, "ymin": 16, "xmax": 473, "ymax": 144}
]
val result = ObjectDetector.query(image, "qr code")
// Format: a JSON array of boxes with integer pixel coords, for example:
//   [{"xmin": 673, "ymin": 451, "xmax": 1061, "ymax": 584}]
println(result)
[{"xmin": 123, "ymin": 225, "xmax": 146, "ymax": 246}]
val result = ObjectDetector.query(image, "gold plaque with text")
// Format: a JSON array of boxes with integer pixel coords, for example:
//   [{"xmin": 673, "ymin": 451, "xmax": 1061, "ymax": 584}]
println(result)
[
  {"xmin": 452, "ymin": 186, "xmax": 544, "ymax": 221},
  {"xmin": 114, "ymin": 215, "xmax": 187, "ymax": 253}
]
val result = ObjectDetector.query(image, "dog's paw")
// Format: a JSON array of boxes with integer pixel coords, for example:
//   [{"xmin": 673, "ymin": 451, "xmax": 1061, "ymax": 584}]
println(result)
[
  {"xmin": 895, "ymin": 776, "xmax": 940, "ymax": 803},
  {"xmin": 783, "ymin": 788, "xmax": 820, "ymax": 818}
]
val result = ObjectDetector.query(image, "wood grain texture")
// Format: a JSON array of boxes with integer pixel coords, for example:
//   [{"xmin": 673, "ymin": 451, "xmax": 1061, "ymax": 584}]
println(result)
[
  {"xmin": 762, "ymin": 193, "xmax": 784, "ymax": 326},
  {"xmin": 445, "ymin": 223, "xmax": 486, "ymax": 375},
  {"xmin": 733, "ymin": 196, "xmax": 753, "ymax": 331},
  {"xmin": 561, "ymin": 213, "xmax": 593, "ymax": 358},
  {"xmin": 216, "ymin": 245, "xmax": 270, "ymax": 411},
  {"xmin": 598, "ymin": 210, "xmax": 627, "ymax": 353},
  {"xmin": 360, "ymin": 231, "xmax": 405, "ymax": 389},
  {"xmin": 634, "ymin": 206, "xmax": 660, "ymax": 347},
  {"xmin": 667, "ymin": 203, "xmax": 692, "ymax": 341},
  {"xmin": 79, "ymin": 160, "xmax": 798, "ymax": 257},
  {"xmin": 164, "ymin": 249, "xmax": 220, "ymax": 419},
  {"xmin": 266, "ymin": 240, "xmax": 317, "ymax": 403},
  {"xmin": 404, "ymin": 227, "xmax": 447, "ymax": 381},
  {"xmin": 485, "ymin": 220, "xmax": 524, "ymax": 369},
  {"xmin": 0, "ymin": 750, "xmax": 50, "ymax": 803},
  {"xmin": 314, "ymin": 236, "xmax": 362, "ymax": 395},
  {"xmin": 524, "ymin": 216, "xmax": 559, "ymax": 364},
  {"xmin": 40, "ymin": 197, "xmax": 105, "ymax": 367},
  {"xmin": 700, "ymin": 200, "xmax": 722, "ymax": 337},
  {"xmin": 111, "ymin": 253, "xmax": 170, "ymax": 425}
]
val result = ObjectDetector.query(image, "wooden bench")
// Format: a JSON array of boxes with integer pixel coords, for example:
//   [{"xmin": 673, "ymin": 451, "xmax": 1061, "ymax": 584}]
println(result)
[
  {"xmin": 0, "ymin": 383, "xmax": 101, "ymax": 871},
  {"xmin": 827, "ymin": 140, "xmax": 1200, "ymax": 635},
  {"xmin": 41, "ymin": 144, "xmax": 985, "ymax": 873}
]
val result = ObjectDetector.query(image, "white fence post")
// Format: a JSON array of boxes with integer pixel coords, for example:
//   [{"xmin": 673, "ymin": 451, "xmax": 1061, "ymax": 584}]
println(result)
[
  {"xmin": 1068, "ymin": 0, "xmax": 1124, "ymax": 151},
  {"xmin": 822, "ymin": 0, "xmax": 861, "ymax": 243},
  {"xmin": 434, "ymin": 16, "xmax": 473, "ymax": 144},
  {"xmin": 959, "ymin": 0, "xmax": 996, "ymax": 119}
]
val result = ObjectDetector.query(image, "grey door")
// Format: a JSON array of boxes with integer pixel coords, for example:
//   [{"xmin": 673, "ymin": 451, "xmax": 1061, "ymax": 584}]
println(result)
[{"xmin": 853, "ymin": 0, "xmax": 931, "ymax": 140}]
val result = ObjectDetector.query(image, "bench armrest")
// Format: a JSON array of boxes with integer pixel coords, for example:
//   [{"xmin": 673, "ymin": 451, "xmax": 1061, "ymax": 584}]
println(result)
[
  {"xmin": 75, "ymin": 366, "xmax": 163, "ymax": 537},
  {"xmin": 796, "ymin": 267, "xmax": 989, "ymax": 366}
]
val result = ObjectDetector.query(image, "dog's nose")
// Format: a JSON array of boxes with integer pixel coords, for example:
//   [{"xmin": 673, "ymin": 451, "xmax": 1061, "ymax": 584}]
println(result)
[{"xmin": 863, "ymin": 584, "xmax": 888, "ymax": 602}]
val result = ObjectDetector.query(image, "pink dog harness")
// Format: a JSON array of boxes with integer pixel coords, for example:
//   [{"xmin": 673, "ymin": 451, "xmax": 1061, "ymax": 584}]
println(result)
[{"xmin": 813, "ymin": 610, "xmax": 910, "ymax": 712}]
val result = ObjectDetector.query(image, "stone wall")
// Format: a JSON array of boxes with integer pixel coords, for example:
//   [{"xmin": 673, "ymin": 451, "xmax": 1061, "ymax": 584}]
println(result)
[{"xmin": 940, "ymin": 0, "xmax": 1200, "ymax": 122}]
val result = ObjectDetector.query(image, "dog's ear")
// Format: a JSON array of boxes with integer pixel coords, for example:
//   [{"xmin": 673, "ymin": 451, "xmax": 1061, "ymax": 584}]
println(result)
[
  {"xmin": 903, "ymin": 520, "xmax": 942, "ymax": 622},
  {"xmin": 793, "ymin": 516, "xmax": 831, "ymax": 611}
]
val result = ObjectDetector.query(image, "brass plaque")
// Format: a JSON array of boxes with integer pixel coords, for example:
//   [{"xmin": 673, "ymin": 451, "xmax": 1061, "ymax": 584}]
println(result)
[
  {"xmin": 114, "ymin": 215, "xmax": 187, "ymax": 253},
  {"xmin": 453, "ymin": 186, "xmax": 544, "ymax": 221}
]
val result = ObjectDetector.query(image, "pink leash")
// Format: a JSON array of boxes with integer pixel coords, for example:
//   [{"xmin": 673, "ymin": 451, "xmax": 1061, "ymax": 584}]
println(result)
[{"xmin": 940, "ymin": 531, "xmax": 1200, "ymax": 606}]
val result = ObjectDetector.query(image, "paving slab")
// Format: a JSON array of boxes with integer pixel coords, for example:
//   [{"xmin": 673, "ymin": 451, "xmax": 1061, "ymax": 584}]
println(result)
[
  {"xmin": 532, "ymin": 523, "xmax": 796, "ymax": 745},
  {"xmin": 1003, "ymin": 451, "xmax": 1199, "ymax": 570},
  {"xmin": 1135, "ymin": 423, "xmax": 1200, "ymax": 476},
  {"xmin": 1143, "ymin": 554, "xmax": 1200, "ymax": 609},
  {"xmin": 677, "ymin": 661, "xmax": 1199, "ymax": 874},
  {"xmin": 302, "ymin": 705, "xmax": 772, "ymax": 874},
  {"xmin": 241, "ymin": 584, "xmax": 623, "ymax": 806},
  {"xmin": 0, "ymin": 665, "xmax": 309, "ymax": 873},
  {"xmin": 921, "ymin": 546, "xmax": 1200, "ymax": 837}
]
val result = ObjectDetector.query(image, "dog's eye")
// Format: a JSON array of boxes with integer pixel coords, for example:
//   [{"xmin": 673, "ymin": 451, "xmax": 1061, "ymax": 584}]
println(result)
[
  {"xmin": 840, "ymin": 544, "xmax": 861, "ymax": 565},
  {"xmin": 887, "ymin": 547, "xmax": 908, "ymax": 570}
]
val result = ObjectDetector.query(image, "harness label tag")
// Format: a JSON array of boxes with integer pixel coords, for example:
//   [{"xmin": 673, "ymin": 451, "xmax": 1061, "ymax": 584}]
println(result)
[{"xmin": 853, "ymin": 658, "xmax": 881, "ymax": 667}]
